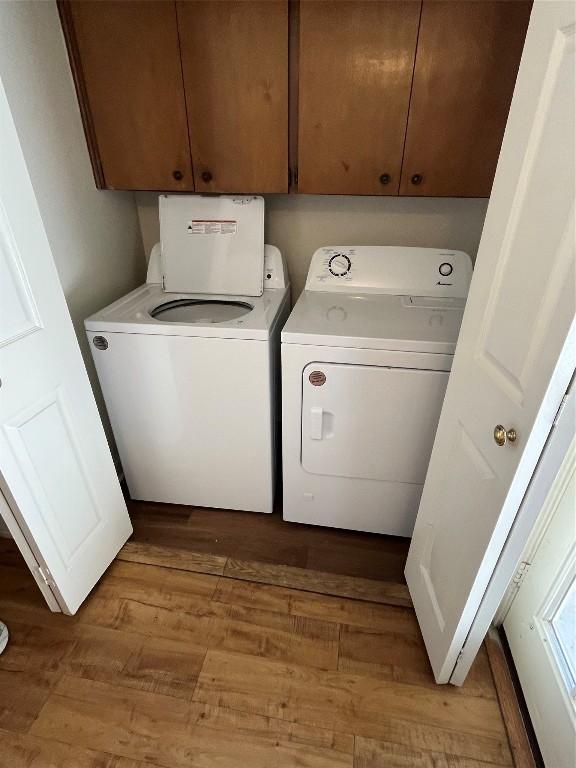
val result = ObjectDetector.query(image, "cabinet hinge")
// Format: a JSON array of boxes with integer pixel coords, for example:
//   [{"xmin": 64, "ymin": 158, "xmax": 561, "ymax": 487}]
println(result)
[
  {"xmin": 294, "ymin": 166, "xmax": 299, "ymax": 186},
  {"xmin": 511, "ymin": 560, "xmax": 531, "ymax": 590}
]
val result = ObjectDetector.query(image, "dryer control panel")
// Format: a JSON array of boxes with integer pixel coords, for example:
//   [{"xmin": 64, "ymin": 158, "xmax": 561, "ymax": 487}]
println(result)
[{"xmin": 305, "ymin": 246, "xmax": 472, "ymax": 298}]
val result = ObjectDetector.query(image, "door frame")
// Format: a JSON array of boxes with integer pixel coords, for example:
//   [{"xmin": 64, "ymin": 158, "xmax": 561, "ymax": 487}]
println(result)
[
  {"xmin": 496, "ymin": 376, "xmax": 576, "ymax": 626},
  {"xmin": 451, "ymin": 366, "xmax": 575, "ymax": 684},
  {"xmin": 0, "ymin": 482, "xmax": 61, "ymax": 612}
]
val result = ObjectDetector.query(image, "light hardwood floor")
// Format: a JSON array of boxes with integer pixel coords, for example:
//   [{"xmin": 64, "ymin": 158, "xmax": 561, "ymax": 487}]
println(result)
[{"xmin": 0, "ymin": 543, "xmax": 517, "ymax": 768}]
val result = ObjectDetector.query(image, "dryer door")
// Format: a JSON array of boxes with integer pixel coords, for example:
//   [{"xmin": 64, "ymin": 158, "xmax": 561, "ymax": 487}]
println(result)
[{"xmin": 302, "ymin": 363, "xmax": 449, "ymax": 483}]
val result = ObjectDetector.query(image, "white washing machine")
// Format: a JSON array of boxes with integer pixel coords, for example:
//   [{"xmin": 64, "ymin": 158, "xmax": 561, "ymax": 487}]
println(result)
[
  {"xmin": 281, "ymin": 246, "xmax": 472, "ymax": 536},
  {"xmin": 86, "ymin": 195, "xmax": 290, "ymax": 513}
]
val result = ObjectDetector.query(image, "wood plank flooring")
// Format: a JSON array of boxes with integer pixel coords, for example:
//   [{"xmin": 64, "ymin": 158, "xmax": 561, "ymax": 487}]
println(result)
[
  {"xmin": 117, "ymin": 541, "xmax": 412, "ymax": 607},
  {"xmin": 0, "ymin": 543, "xmax": 516, "ymax": 767},
  {"xmin": 127, "ymin": 500, "xmax": 411, "ymax": 584},
  {"xmin": 123, "ymin": 501, "xmax": 412, "ymax": 604}
]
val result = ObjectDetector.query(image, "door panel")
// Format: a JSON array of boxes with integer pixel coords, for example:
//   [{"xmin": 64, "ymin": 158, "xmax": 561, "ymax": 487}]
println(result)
[
  {"xmin": 0, "ymin": 77, "xmax": 132, "ymax": 615},
  {"xmin": 4, "ymin": 392, "xmax": 103, "ymax": 562},
  {"xmin": 478, "ymin": 120, "xmax": 574, "ymax": 402},
  {"xmin": 298, "ymin": 0, "xmax": 421, "ymax": 195},
  {"xmin": 405, "ymin": 1, "xmax": 575, "ymax": 683},
  {"xmin": 0, "ymin": 220, "xmax": 41, "ymax": 344},
  {"xmin": 66, "ymin": 0, "xmax": 193, "ymax": 190},
  {"xmin": 177, "ymin": 0, "xmax": 288, "ymax": 193},
  {"xmin": 302, "ymin": 363, "xmax": 448, "ymax": 482},
  {"xmin": 416, "ymin": 421, "xmax": 498, "ymax": 637},
  {"xmin": 400, "ymin": 0, "xmax": 532, "ymax": 197}
]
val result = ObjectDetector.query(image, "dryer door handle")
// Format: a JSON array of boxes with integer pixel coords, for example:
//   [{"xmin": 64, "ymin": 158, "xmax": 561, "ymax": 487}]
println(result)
[{"xmin": 310, "ymin": 407, "xmax": 324, "ymax": 440}]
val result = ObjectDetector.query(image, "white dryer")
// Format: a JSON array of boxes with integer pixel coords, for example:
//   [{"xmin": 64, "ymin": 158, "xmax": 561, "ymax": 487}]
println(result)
[
  {"xmin": 86, "ymin": 195, "xmax": 290, "ymax": 513},
  {"xmin": 281, "ymin": 246, "xmax": 472, "ymax": 536}
]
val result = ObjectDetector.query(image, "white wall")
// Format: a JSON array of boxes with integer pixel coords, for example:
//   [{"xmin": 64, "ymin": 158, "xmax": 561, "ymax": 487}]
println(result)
[
  {"xmin": 0, "ymin": 1, "xmax": 146, "ymax": 456},
  {"xmin": 137, "ymin": 193, "xmax": 488, "ymax": 298}
]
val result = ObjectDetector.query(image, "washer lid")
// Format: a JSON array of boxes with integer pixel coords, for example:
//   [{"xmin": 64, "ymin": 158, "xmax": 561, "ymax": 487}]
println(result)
[
  {"xmin": 281, "ymin": 291, "xmax": 465, "ymax": 354},
  {"xmin": 159, "ymin": 195, "xmax": 265, "ymax": 297}
]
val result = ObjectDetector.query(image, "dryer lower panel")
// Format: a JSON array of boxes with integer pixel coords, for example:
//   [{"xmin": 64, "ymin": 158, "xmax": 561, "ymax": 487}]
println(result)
[
  {"xmin": 282, "ymin": 343, "xmax": 452, "ymax": 536},
  {"xmin": 284, "ymin": 474, "xmax": 424, "ymax": 537}
]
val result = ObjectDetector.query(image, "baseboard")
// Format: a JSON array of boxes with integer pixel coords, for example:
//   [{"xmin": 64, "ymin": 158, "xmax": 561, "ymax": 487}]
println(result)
[{"xmin": 485, "ymin": 627, "xmax": 544, "ymax": 768}]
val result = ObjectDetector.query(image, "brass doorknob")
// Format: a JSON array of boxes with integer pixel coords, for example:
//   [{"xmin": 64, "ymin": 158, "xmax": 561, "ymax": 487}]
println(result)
[{"xmin": 494, "ymin": 425, "xmax": 518, "ymax": 446}]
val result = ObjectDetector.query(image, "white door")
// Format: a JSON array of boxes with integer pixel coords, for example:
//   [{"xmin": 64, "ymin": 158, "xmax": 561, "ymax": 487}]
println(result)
[
  {"xmin": 504, "ymin": 439, "xmax": 576, "ymax": 768},
  {"xmin": 0, "ymin": 76, "xmax": 132, "ymax": 614},
  {"xmin": 405, "ymin": 0, "xmax": 576, "ymax": 682}
]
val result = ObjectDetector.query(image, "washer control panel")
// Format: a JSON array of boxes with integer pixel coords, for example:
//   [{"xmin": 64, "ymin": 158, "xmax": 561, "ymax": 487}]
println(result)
[{"xmin": 306, "ymin": 246, "xmax": 472, "ymax": 298}]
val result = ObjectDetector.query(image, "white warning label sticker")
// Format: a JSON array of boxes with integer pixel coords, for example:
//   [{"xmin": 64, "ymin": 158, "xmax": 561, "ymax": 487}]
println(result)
[{"xmin": 187, "ymin": 220, "xmax": 237, "ymax": 235}]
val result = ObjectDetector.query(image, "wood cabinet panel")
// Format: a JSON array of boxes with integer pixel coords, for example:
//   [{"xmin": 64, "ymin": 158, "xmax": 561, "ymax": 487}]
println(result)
[
  {"xmin": 400, "ymin": 0, "xmax": 532, "ymax": 197},
  {"xmin": 61, "ymin": 0, "xmax": 529, "ymax": 197},
  {"xmin": 177, "ymin": 1, "xmax": 289, "ymax": 193},
  {"xmin": 64, "ymin": 1, "xmax": 193, "ymax": 191},
  {"xmin": 297, "ymin": 0, "xmax": 421, "ymax": 195}
]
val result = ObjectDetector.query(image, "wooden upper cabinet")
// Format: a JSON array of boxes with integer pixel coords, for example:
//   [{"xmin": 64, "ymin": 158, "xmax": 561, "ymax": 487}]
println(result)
[
  {"xmin": 177, "ymin": 1, "xmax": 289, "ymax": 193},
  {"xmin": 400, "ymin": 0, "xmax": 532, "ymax": 197},
  {"xmin": 297, "ymin": 0, "xmax": 421, "ymax": 195},
  {"xmin": 62, "ymin": 1, "xmax": 193, "ymax": 191},
  {"xmin": 61, "ymin": 0, "xmax": 530, "ymax": 197}
]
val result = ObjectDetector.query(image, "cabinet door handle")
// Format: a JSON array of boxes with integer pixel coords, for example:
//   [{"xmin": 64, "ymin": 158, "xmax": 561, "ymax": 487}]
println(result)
[
  {"xmin": 411, "ymin": 173, "xmax": 423, "ymax": 185},
  {"xmin": 379, "ymin": 173, "xmax": 391, "ymax": 185},
  {"xmin": 172, "ymin": 170, "xmax": 183, "ymax": 181},
  {"xmin": 201, "ymin": 171, "xmax": 213, "ymax": 183}
]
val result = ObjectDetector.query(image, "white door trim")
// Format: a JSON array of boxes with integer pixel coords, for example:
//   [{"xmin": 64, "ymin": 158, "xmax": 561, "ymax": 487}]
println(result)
[
  {"xmin": 451, "ymin": 370, "xmax": 575, "ymax": 685},
  {"xmin": 496, "ymin": 376, "xmax": 576, "ymax": 625}
]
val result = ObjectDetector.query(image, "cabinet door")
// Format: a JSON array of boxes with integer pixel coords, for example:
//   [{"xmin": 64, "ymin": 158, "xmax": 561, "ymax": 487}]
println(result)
[
  {"xmin": 298, "ymin": 0, "xmax": 421, "ymax": 195},
  {"xmin": 64, "ymin": 1, "xmax": 193, "ymax": 191},
  {"xmin": 177, "ymin": 1, "xmax": 289, "ymax": 193},
  {"xmin": 400, "ymin": 0, "xmax": 532, "ymax": 197}
]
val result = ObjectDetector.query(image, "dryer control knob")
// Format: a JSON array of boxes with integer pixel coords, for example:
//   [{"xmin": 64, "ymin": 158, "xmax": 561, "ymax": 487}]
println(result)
[{"xmin": 329, "ymin": 254, "xmax": 351, "ymax": 277}]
